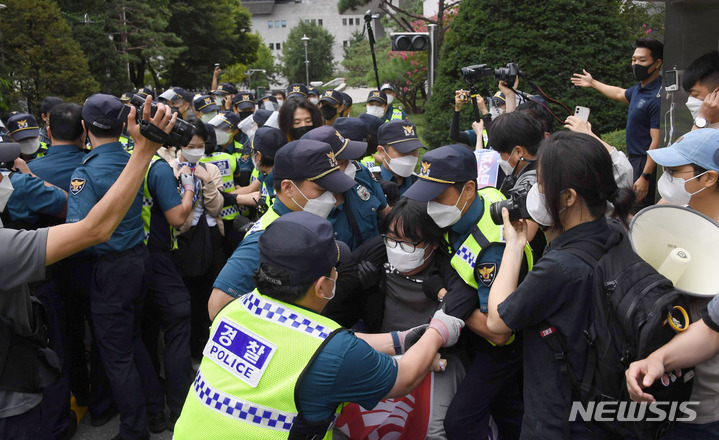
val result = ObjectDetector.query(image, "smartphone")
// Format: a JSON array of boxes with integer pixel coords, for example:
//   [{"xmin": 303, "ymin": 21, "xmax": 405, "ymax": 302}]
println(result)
[
  {"xmin": 575, "ymin": 106, "xmax": 590, "ymax": 122},
  {"xmin": 214, "ymin": 63, "xmax": 220, "ymax": 69}
]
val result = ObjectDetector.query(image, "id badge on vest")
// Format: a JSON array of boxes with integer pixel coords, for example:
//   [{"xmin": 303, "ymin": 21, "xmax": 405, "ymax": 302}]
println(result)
[{"xmin": 204, "ymin": 316, "xmax": 277, "ymax": 388}]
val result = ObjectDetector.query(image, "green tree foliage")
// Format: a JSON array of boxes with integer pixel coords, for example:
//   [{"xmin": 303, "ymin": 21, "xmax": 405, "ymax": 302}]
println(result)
[
  {"xmin": 620, "ymin": 1, "xmax": 665, "ymax": 41},
  {"xmin": 0, "ymin": 0, "xmax": 99, "ymax": 114},
  {"xmin": 281, "ymin": 21, "xmax": 335, "ymax": 84},
  {"xmin": 165, "ymin": 0, "xmax": 259, "ymax": 89},
  {"xmin": 424, "ymin": 0, "xmax": 634, "ymax": 149}
]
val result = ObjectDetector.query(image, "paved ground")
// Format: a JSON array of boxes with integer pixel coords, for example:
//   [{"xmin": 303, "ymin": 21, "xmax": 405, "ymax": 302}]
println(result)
[{"xmin": 73, "ymin": 407, "xmax": 173, "ymax": 440}]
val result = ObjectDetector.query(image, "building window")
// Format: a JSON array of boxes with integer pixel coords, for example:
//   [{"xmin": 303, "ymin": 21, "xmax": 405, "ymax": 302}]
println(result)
[
  {"xmin": 348, "ymin": 18, "xmax": 353, "ymax": 25},
  {"xmin": 275, "ymin": 20, "xmax": 279, "ymax": 28},
  {"xmin": 281, "ymin": 20, "xmax": 287, "ymax": 27},
  {"xmin": 311, "ymin": 19, "xmax": 316, "ymax": 25},
  {"xmin": 343, "ymin": 40, "xmax": 349, "ymax": 47},
  {"xmin": 305, "ymin": 19, "xmax": 310, "ymax": 24},
  {"xmin": 318, "ymin": 19, "xmax": 323, "ymax": 26},
  {"xmin": 342, "ymin": 18, "xmax": 347, "ymax": 25},
  {"xmin": 356, "ymin": 17, "xmax": 360, "ymax": 25},
  {"xmin": 276, "ymin": 42, "xmax": 281, "ymax": 50},
  {"xmin": 268, "ymin": 20, "xmax": 273, "ymax": 28},
  {"xmin": 269, "ymin": 43, "xmax": 274, "ymax": 50}
]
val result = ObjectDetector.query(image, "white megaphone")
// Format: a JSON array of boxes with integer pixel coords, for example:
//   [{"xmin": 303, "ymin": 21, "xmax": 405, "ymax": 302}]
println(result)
[{"xmin": 629, "ymin": 205, "xmax": 719, "ymax": 297}]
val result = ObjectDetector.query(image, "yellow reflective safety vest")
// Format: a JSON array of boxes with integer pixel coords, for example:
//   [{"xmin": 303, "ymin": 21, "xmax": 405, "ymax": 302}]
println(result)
[
  {"xmin": 141, "ymin": 156, "xmax": 179, "ymax": 250},
  {"xmin": 447, "ymin": 187, "xmax": 534, "ymax": 291},
  {"xmin": 174, "ymin": 289, "xmax": 342, "ymax": 439},
  {"xmin": 201, "ymin": 152, "xmax": 241, "ymax": 220}
]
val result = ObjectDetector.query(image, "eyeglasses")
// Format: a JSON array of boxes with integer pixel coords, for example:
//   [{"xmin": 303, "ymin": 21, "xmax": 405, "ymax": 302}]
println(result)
[
  {"xmin": 662, "ymin": 167, "xmax": 696, "ymax": 179},
  {"xmin": 382, "ymin": 234, "xmax": 423, "ymax": 253}
]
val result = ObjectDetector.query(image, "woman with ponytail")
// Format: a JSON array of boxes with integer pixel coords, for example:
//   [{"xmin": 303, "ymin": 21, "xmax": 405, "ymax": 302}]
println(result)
[{"xmin": 485, "ymin": 131, "xmax": 634, "ymax": 439}]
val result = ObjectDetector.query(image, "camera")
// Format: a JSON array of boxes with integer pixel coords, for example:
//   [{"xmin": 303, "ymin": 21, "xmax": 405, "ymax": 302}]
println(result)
[
  {"xmin": 489, "ymin": 184, "xmax": 531, "ymax": 225},
  {"xmin": 458, "ymin": 91, "xmax": 468, "ymax": 102},
  {"xmin": 128, "ymin": 95, "xmax": 195, "ymax": 148},
  {"xmin": 495, "ymin": 62, "xmax": 519, "ymax": 84},
  {"xmin": 461, "ymin": 64, "xmax": 494, "ymax": 85}
]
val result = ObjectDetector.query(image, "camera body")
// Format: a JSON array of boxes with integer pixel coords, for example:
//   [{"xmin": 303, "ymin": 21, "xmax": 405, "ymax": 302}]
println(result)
[
  {"xmin": 495, "ymin": 62, "xmax": 519, "ymax": 84},
  {"xmin": 490, "ymin": 183, "xmax": 531, "ymax": 225},
  {"xmin": 461, "ymin": 63, "xmax": 520, "ymax": 86},
  {"xmin": 128, "ymin": 95, "xmax": 195, "ymax": 148}
]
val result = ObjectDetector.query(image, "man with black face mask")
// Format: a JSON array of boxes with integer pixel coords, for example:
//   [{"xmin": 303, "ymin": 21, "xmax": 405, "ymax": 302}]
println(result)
[
  {"xmin": 318, "ymin": 89, "xmax": 345, "ymax": 126},
  {"xmin": 572, "ymin": 38, "xmax": 663, "ymax": 211}
]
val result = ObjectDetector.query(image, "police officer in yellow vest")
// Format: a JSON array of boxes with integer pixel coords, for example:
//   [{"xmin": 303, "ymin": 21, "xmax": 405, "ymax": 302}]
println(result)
[
  {"xmin": 380, "ymin": 83, "xmax": 407, "ymax": 122},
  {"xmin": 174, "ymin": 210, "xmax": 465, "ymax": 439},
  {"xmin": 404, "ymin": 144, "xmax": 533, "ymax": 439}
]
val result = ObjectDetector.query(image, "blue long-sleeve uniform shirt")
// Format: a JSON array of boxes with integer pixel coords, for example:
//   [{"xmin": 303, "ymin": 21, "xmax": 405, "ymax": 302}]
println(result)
[{"xmin": 28, "ymin": 144, "xmax": 86, "ymax": 191}]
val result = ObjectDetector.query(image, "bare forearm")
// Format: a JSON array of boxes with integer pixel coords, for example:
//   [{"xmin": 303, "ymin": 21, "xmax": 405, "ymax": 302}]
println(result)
[
  {"xmin": 465, "ymin": 309, "xmax": 512, "ymax": 345},
  {"xmin": 648, "ymin": 319, "xmax": 719, "ymax": 371},
  {"xmin": 591, "ymin": 80, "xmax": 628, "ymax": 103}
]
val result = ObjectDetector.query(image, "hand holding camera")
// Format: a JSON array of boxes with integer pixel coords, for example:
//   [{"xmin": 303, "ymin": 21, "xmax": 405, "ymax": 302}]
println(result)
[
  {"xmin": 128, "ymin": 94, "xmax": 194, "ymax": 148},
  {"xmin": 126, "ymin": 95, "xmax": 177, "ymax": 157}
]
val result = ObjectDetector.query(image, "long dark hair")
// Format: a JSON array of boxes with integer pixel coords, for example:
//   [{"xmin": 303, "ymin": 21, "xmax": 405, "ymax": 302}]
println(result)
[
  {"xmin": 538, "ymin": 131, "xmax": 634, "ymax": 228},
  {"xmin": 278, "ymin": 98, "xmax": 323, "ymax": 141}
]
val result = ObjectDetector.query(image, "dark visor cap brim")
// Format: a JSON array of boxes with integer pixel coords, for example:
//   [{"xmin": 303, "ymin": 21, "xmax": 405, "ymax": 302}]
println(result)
[
  {"xmin": 314, "ymin": 169, "xmax": 356, "ymax": 194},
  {"xmin": 403, "ymin": 178, "xmax": 452, "ymax": 202},
  {"xmin": 336, "ymin": 139, "xmax": 367, "ymax": 160}
]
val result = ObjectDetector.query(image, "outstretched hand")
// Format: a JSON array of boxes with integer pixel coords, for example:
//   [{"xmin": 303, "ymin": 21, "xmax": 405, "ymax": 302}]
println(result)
[{"xmin": 571, "ymin": 69, "xmax": 594, "ymax": 88}]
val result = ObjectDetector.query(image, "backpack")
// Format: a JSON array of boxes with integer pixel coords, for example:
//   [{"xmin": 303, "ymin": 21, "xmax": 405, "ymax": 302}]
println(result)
[{"xmin": 539, "ymin": 226, "xmax": 694, "ymax": 440}]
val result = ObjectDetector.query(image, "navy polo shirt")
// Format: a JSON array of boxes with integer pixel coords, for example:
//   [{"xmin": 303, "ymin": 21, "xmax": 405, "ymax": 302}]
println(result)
[
  {"xmin": 624, "ymin": 77, "xmax": 661, "ymax": 157},
  {"xmin": 28, "ymin": 144, "xmax": 86, "ymax": 191},
  {"xmin": 6, "ymin": 172, "xmax": 66, "ymax": 224},
  {"xmin": 213, "ymin": 199, "xmax": 293, "ymax": 298},
  {"xmin": 66, "ymin": 142, "xmax": 144, "ymax": 255},
  {"xmin": 146, "ymin": 159, "xmax": 182, "ymax": 249},
  {"xmin": 380, "ymin": 165, "xmax": 414, "ymax": 196}
]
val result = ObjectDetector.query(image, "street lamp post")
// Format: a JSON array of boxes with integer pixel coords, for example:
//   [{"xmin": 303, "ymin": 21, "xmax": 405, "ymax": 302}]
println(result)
[{"xmin": 301, "ymin": 34, "xmax": 310, "ymax": 85}]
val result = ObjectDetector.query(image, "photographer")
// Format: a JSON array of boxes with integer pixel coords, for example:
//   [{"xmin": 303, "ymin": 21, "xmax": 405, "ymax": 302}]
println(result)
[
  {"xmin": 449, "ymin": 89, "xmax": 490, "ymax": 149},
  {"xmin": 0, "ymin": 98, "xmax": 175, "ymax": 439}
]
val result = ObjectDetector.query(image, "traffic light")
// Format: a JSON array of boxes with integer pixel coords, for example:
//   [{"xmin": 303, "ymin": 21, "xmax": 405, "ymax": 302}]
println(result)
[{"xmin": 390, "ymin": 32, "xmax": 430, "ymax": 51}]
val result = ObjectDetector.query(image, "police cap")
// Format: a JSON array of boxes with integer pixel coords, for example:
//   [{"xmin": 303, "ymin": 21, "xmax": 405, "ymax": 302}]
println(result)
[
  {"xmin": 273, "ymin": 139, "xmax": 356, "ymax": 193},
  {"xmin": 301, "ymin": 125, "xmax": 366, "ymax": 160},
  {"xmin": 404, "ymin": 144, "xmax": 477, "ymax": 202},
  {"xmin": 377, "ymin": 120, "xmax": 423, "ymax": 153}
]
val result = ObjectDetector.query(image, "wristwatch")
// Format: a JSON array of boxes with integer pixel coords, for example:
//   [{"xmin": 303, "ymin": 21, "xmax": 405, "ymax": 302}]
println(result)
[
  {"xmin": 694, "ymin": 116, "xmax": 708, "ymax": 129},
  {"xmin": 641, "ymin": 172, "xmax": 652, "ymax": 181}
]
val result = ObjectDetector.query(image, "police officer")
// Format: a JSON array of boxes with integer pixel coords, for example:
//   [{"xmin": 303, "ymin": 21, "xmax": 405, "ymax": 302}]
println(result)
[
  {"xmin": 374, "ymin": 120, "xmax": 423, "ymax": 201},
  {"xmin": 318, "ymin": 89, "xmax": 345, "ymax": 126},
  {"xmin": 340, "ymin": 92, "xmax": 353, "ymax": 117},
  {"xmin": 211, "ymin": 83, "xmax": 237, "ymax": 110},
  {"xmin": 358, "ymin": 112, "xmax": 384, "ymax": 170},
  {"xmin": 380, "ymin": 83, "xmax": 408, "ymax": 122},
  {"xmin": 208, "ymin": 139, "xmax": 356, "ymax": 319},
  {"xmin": 193, "ymin": 94, "xmax": 220, "ymax": 124},
  {"xmin": 286, "ymin": 83, "xmax": 309, "ymax": 101},
  {"xmin": 232, "ymin": 92, "xmax": 256, "ymax": 123},
  {"xmin": 257, "ymin": 95, "xmax": 279, "ymax": 112},
  {"xmin": 308, "ymin": 86, "xmax": 320, "ymax": 105},
  {"xmin": 174, "ymin": 210, "xmax": 465, "ymax": 439},
  {"xmin": 302, "ymin": 125, "xmax": 387, "ymax": 249},
  {"xmin": 159, "ymin": 87, "xmax": 193, "ymax": 121},
  {"xmin": 38, "ymin": 96, "xmax": 64, "ymax": 146},
  {"xmin": 365, "ymin": 90, "xmax": 389, "ymax": 120},
  {"xmin": 6, "ymin": 113, "xmax": 44, "ymax": 161},
  {"xmin": 66, "ymin": 94, "xmax": 168, "ymax": 438},
  {"xmin": 404, "ymin": 145, "xmax": 533, "ymax": 439}
]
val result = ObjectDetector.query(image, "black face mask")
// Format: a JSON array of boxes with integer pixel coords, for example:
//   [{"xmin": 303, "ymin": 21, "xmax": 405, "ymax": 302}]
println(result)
[
  {"xmin": 632, "ymin": 61, "xmax": 656, "ymax": 82},
  {"xmin": 291, "ymin": 125, "xmax": 313, "ymax": 140},
  {"xmin": 321, "ymin": 105, "xmax": 337, "ymax": 121},
  {"xmin": 239, "ymin": 111, "xmax": 253, "ymax": 121}
]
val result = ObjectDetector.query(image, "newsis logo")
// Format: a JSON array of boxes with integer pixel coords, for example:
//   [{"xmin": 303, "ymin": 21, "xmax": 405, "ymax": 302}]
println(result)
[{"xmin": 569, "ymin": 401, "xmax": 699, "ymax": 423}]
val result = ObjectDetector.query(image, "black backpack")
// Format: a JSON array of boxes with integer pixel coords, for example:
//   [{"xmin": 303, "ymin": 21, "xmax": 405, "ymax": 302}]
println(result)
[{"xmin": 539, "ymin": 227, "xmax": 694, "ymax": 440}]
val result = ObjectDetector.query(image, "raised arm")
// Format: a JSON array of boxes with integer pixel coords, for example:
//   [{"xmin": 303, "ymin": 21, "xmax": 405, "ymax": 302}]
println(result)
[{"xmin": 571, "ymin": 69, "xmax": 628, "ymax": 104}]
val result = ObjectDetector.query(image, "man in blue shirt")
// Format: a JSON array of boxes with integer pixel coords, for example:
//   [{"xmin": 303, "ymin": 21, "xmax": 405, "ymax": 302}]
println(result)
[
  {"xmin": 29, "ymin": 103, "xmax": 87, "ymax": 190},
  {"xmin": 66, "ymin": 94, "xmax": 166, "ymax": 439},
  {"xmin": 572, "ymin": 38, "xmax": 664, "ymax": 210},
  {"xmin": 174, "ymin": 211, "xmax": 464, "ymax": 439},
  {"xmin": 208, "ymin": 139, "xmax": 356, "ymax": 320},
  {"xmin": 373, "ymin": 120, "xmax": 423, "ymax": 203}
]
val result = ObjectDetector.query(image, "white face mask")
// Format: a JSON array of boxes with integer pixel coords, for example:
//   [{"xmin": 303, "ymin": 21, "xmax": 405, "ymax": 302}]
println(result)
[
  {"xmin": 0, "ymin": 173, "xmax": 14, "ymax": 213},
  {"xmin": 344, "ymin": 162, "xmax": 357, "ymax": 180},
  {"xmin": 526, "ymin": 184, "xmax": 555, "ymax": 226},
  {"xmin": 657, "ymin": 170, "xmax": 707, "ymax": 206},
  {"xmin": 290, "ymin": 181, "xmax": 336, "ymax": 219},
  {"xmin": 215, "ymin": 129, "xmax": 231, "ymax": 146},
  {"xmin": 427, "ymin": 184, "xmax": 467, "ymax": 228},
  {"xmin": 386, "ymin": 94, "xmax": 394, "ymax": 105},
  {"xmin": 366, "ymin": 105, "xmax": 385, "ymax": 118},
  {"xmin": 309, "ymin": 97, "xmax": 320, "ymax": 105},
  {"xmin": 18, "ymin": 138, "xmax": 40, "ymax": 155},
  {"xmin": 201, "ymin": 112, "xmax": 217, "ymax": 123},
  {"xmin": 215, "ymin": 96, "xmax": 225, "ymax": 107},
  {"xmin": 686, "ymin": 96, "xmax": 703, "ymax": 120},
  {"xmin": 182, "ymin": 148, "xmax": 204, "ymax": 164},
  {"xmin": 384, "ymin": 152, "xmax": 416, "ymax": 178},
  {"xmin": 276, "ymin": 99, "xmax": 284, "ymax": 108},
  {"xmin": 251, "ymin": 152, "xmax": 260, "ymax": 170},
  {"xmin": 498, "ymin": 158, "xmax": 514, "ymax": 176},
  {"xmin": 386, "ymin": 243, "xmax": 433, "ymax": 273},
  {"xmin": 322, "ymin": 275, "xmax": 337, "ymax": 300}
]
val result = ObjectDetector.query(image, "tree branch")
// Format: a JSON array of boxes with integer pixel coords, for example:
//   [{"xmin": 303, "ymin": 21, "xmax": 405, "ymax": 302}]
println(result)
[
  {"xmin": 383, "ymin": 1, "xmax": 440, "ymax": 26},
  {"xmin": 379, "ymin": 4, "xmax": 413, "ymax": 32}
]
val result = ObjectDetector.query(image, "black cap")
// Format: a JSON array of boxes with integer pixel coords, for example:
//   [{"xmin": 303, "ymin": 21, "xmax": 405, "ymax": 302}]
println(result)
[
  {"xmin": 404, "ymin": 144, "xmax": 477, "ymax": 202},
  {"xmin": 308, "ymin": 87, "xmax": 319, "ymax": 97},
  {"xmin": 81, "ymin": 94, "xmax": 125, "ymax": 130},
  {"xmin": 252, "ymin": 126, "xmax": 287, "ymax": 160},
  {"xmin": 301, "ymin": 125, "xmax": 366, "ymax": 160},
  {"xmin": 259, "ymin": 211, "xmax": 350, "ymax": 286},
  {"xmin": 287, "ymin": 83, "xmax": 309, "ymax": 99},
  {"xmin": 159, "ymin": 87, "xmax": 192, "ymax": 103},
  {"xmin": 253, "ymin": 109, "xmax": 273, "ymax": 127},
  {"xmin": 193, "ymin": 95, "xmax": 220, "ymax": 114},
  {"xmin": 6, "ymin": 113, "xmax": 40, "ymax": 140},
  {"xmin": 340, "ymin": 92, "xmax": 352, "ymax": 107},
  {"xmin": 333, "ymin": 117, "xmax": 369, "ymax": 142},
  {"xmin": 319, "ymin": 89, "xmax": 343, "ymax": 106},
  {"xmin": 366, "ymin": 90, "xmax": 387, "ymax": 105},
  {"xmin": 0, "ymin": 140, "xmax": 21, "ymax": 163},
  {"xmin": 232, "ymin": 92, "xmax": 256, "ymax": 111},
  {"xmin": 40, "ymin": 96, "xmax": 63, "ymax": 114},
  {"xmin": 358, "ymin": 113, "xmax": 383, "ymax": 137},
  {"xmin": 136, "ymin": 87, "xmax": 154, "ymax": 99},
  {"xmin": 274, "ymin": 139, "xmax": 356, "ymax": 193},
  {"xmin": 377, "ymin": 120, "xmax": 423, "ymax": 153},
  {"xmin": 213, "ymin": 83, "xmax": 237, "ymax": 96}
]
